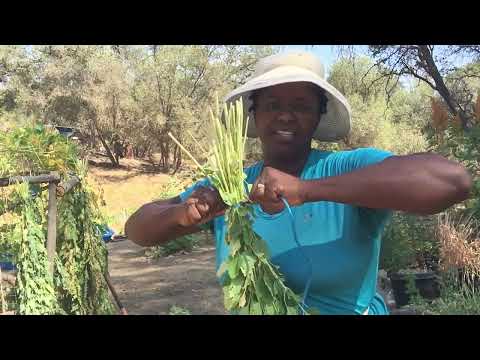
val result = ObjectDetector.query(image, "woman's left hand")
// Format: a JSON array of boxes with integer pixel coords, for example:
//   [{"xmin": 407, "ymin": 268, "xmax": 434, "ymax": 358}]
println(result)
[{"xmin": 249, "ymin": 167, "xmax": 306, "ymax": 214}]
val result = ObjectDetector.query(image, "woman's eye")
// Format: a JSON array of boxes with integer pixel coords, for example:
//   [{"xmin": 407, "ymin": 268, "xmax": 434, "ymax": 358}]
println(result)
[
  {"xmin": 266, "ymin": 102, "xmax": 281, "ymax": 111},
  {"xmin": 292, "ymin": 104, "xmax": 313, "ymax": 113}
]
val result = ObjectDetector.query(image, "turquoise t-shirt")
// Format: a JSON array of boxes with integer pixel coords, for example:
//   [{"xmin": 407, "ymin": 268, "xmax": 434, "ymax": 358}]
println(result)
[{"xmin": 179, "ymin": 147, "xmax": 394, "ymax": 315}]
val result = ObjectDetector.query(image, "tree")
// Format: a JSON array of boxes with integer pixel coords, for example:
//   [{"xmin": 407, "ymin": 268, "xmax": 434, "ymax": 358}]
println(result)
[
  {"xmin": 0, "ymin": 45, "xmax": 281, "ymax": 171},
  {"xmin": 368, "ymin": 45, "xmax": 480, "ymax": 130},
  {"xmin": 129, "ymin": 45, "xmax": 279, "ymax": 172},
  {"xmin": 328, "ymin": 56, "xmax": 401, "ymax": 103},
  {"xmin": 327, "ymin": 55, "xmax": 428, "ymax": 154}
]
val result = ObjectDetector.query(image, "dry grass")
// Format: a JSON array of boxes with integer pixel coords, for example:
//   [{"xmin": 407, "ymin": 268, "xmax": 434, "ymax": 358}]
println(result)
[
  {"xmin": 437, "ymin": 212, "xmax": 480, "ymax": 284},
  {"xmin": 87, "ymin": 157, "xmax": 195, "ymax": 234}
]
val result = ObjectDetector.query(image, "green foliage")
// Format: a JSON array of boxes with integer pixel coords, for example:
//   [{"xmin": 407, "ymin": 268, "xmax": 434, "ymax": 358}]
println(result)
[
  {"xmin": 219, "ymin": 206, "xmax": 302, "ymax": 315},
  {"xmin": 327, "ymin": 55, "xmax": 429, "ymax": 155},
  {"xmin": 389, "ymin": 82, "xmax": 434, "ymax": 128},
  {"xmin": 148, "ymin": 233, "xmax": 201, "ymax": 258},
  {"xmin": 445, "ymin": 62, "xmax": 480, "ymax": 117},
  {"xmin": 342, "ymin": 94, "xmax": 427, "ymax": 154},
  {"xmin": 0, "ymin": 122, "xmax": 78, "ymax": 176},
  {"xmin": 380, "ymin": 213, "xmax": 438, "ymax": 274},
  {"xmin": 0, "ymin": 122, "xmax": 115, "ymax": 314},
  {"xmin": 428, "ymin": 123, "xmax": 480, "ymax": 220},
  {"xmin": 14, "ymin": 183, "xmax": 58, "ymax": 314},
  {"xmin": 169, "ymin": 305, "xmax": 191, "ymax": 315},
  {"xmin": 412, "ymin": 271, "xmax": 480, "ymax": 315},
  {"xmin": 328, "ymin": 56, "xmax": 398, "ymax": 102},
  {"xmin": 54, "ymin": 165, "xmax": 115, "ymax": 315}
]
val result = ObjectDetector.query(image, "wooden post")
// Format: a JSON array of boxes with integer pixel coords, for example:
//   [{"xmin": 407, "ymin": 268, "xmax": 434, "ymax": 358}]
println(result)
[
  {"xmin": 104, "ymin": 272, "xmax": 128, "ymax": 315},
  {"xmin": 0, "ymin": 173, "xmax": 61, "ymax": 187},
  {"xmin": 56, "ymin": 175, "xmax": 80, "ymax": 197},
  {"xmin": 46, "ymin": 172, "xmax": 59, "ymax": 275}
]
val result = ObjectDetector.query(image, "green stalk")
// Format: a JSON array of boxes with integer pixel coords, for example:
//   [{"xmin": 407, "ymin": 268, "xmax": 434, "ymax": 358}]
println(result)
[
  {"xmin": 169, "ymin": 97, "xmax": 307, "ymax": 315},
  {"xmin": 168, "ymin": 132, "xmax": 203, "ymax": 170}
]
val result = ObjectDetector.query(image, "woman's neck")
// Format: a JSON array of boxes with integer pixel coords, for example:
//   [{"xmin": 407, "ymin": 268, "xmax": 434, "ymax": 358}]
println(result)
[{"xmin": 263, "ymin": 146, "xmax": 312, "ymax": 177}]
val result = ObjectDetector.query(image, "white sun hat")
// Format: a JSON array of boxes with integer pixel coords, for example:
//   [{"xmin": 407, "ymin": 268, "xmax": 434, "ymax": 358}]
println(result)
[{"xmin": 224, "ymin": 51, "xmax": 351, "ymax": 142}]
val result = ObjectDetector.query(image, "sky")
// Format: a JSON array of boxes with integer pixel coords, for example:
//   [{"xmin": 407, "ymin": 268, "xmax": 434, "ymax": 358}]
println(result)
[
  {"xmin": 282, "ymin": 45, "xmax": 369, "ymax": 76},
  {"xmin": 282, "ymin": 45, "xmax": 337, "ymax": 76},
  {"xmin": 282, "ymin": 45, "xmax": 473, "ymax": 74}
]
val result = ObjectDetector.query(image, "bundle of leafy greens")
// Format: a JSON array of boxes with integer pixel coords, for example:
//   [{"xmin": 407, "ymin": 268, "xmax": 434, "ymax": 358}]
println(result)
[{"xmin": 169, "ymin": 99, "xmax": 309, "ymax": 315}]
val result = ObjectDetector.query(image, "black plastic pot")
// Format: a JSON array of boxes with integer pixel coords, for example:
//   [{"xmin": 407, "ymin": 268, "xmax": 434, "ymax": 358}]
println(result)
[{"xmin": 389, "ymin": 271, "xmax": 440, "ymax": 307}]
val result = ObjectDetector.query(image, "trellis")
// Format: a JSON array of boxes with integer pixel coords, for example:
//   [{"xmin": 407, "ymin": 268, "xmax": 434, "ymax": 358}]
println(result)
[{"xmin": 0, "ymin": 171, "xmax": 126, "ymax": 315}]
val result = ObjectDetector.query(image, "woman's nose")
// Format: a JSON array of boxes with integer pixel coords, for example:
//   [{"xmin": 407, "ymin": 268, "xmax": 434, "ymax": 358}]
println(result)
[{"xmin": 276, "ymin": 110, "xmax": 296, "ymax": 124}]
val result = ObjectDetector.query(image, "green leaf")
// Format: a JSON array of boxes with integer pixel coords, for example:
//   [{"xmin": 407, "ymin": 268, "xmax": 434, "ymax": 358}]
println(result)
[
  {"xmin": 251, "ymin": 237, "xmax": 269, "ymax": 257},
  {"xmin": 216, "ymin": 260, "xmax": 229, "ymax": 278},
  {"xmin": 264, "ymin": 303, "xmax": 276, "ymax": 315},
  {"xmin": 227, "ymin": 276, "xmax": 243, "ymax": 300},
  {"xmin": 250, "ymin": 301, "xmax": 262, "ymax": 315},
  {"xmin": 239, "ymin": 292, "xmax": 247, "ymax": 307},
  {"xmin": 287, "ymin": 306, "xmax": 299, "ymax": 315},
  {"xmin": 238, "ymin": 306, "xmax": 250, "ymax": 315},
  {"xmin": 227, "ymin": 256, "xmax": 239, "ymax": 278},
  {"xmin": 254, "ymin": 276, "xmax": 273, "ymax": 304},
  {"xmin": 230, "ymin": 239, "xmax": 242, "ymax": 256}
]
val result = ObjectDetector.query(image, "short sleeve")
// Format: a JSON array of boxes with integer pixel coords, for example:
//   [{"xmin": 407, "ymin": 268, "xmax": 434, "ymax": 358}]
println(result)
[
  {"xmin": 324, "ymin": 148, "xmax": 395, "ymax": 231},
  {"xmin": 326, "ymin": 147, "xmax": 394, "ymax": 175}
]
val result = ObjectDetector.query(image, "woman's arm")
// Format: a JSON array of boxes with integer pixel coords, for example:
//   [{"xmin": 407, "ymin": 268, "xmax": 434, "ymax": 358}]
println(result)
[
  {"xmin": 250, "ymin": 153, "xmax": 472, "ymax": 215},
  {"xmin": 125, "ymin": 187, "xmax": 226, "ymax": 247}
]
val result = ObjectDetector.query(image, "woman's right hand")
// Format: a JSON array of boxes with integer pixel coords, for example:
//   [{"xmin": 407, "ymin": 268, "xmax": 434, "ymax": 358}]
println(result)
[{"xmin": 177, "ymin": 186, "xmax": 227, "ymax": 227}]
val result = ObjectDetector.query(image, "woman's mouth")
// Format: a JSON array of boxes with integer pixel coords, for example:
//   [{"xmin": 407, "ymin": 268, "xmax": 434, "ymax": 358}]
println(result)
[{"xmin": 273, "ymin": 130, "xmax": 295, "ymax": 141}]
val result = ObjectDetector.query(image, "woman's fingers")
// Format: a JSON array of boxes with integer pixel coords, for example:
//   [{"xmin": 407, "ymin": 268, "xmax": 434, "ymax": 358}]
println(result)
[
  {"xmin": 185, "ymin": 199, "xmax": 202, "ymax": 223},
  {"xmin": 250, "ymin": 177, "xmax": 266, "ymax": 202},
  {"xmin": 192, "ymin": 186, "xmax": 227, "ymax": 213},
  {"xmin": 256, "ymin": 183, "xmax": 266, "ymax": 197},
  {"xmin": 196, "ymin": 202, "xmax": 210, "ymax": 214}
]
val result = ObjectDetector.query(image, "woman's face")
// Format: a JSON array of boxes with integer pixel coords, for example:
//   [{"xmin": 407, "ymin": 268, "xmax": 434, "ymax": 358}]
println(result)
[{"xmin": 253, "ymin": 82, "xmax": 321, "ymax": 158}]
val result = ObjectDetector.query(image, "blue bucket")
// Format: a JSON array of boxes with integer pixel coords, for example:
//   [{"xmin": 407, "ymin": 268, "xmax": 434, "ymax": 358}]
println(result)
[
  {"xmin": 102, "ymin": 227, "xmax": 115, "ymax": 243},
  {"xmin": 0, "ymin": 262, "xmax": 16, "ymax": 271},
  {"xmin": 0, "ymin": 253, "xmax": 16, "ymax": 271}
]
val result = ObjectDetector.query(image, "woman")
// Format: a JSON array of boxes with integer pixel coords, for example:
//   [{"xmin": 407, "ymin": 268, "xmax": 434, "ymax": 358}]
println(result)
[{"xmin": 125, "ymin": 52, "xmax": 472, "ymax": 315}]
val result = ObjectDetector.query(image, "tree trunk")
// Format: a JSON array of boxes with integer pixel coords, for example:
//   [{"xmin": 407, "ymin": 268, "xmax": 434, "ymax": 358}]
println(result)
[
  {"xmin": 164, "ymin": 140, "xmax": 170, "ymax": 172},
  {"xmin": 92, "ymin": 119, "xmax": 119, "ymax": 166},
  {"xmin": 418, "ymin": 46, "xmax": 470, "ymax": 130},
  {"xmin": 159, "ymin": 140, "xmax": 166, "ymax": 168},
  {"xmin": 172, "ymin": 145, "xmax": 182, "ymax": 175}
]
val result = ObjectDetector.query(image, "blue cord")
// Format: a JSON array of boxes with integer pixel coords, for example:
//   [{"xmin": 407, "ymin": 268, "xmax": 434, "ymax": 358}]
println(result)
[
  {"xmin": 280, "ymin": 197, "xmax": 313, "ymax": 315},
  {"xmin": 242, "ymin": 182, "xmax": 313, "ymax": 315}
]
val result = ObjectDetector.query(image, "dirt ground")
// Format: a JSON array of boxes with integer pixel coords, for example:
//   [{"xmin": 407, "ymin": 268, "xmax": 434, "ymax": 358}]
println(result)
[
  {"xmin": 89, "ymin": 156, "xmax": 227, "ymax": 315},
  {"xmin": 107, "ymin": 239, "xmax": 227, "ymax": 315}
]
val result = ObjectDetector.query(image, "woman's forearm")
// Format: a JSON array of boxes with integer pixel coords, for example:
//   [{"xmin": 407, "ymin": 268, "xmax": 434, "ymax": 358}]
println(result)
[
  {"xmin": 301, "ymin": 153, "xmax": 472, "ymax": 215},
  {"xmin": 125, "ymin": 201, "xmax": 200, "ymax": 247}
]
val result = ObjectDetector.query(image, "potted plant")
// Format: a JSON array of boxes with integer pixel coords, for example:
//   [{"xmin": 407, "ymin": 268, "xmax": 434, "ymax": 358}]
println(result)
[{"xmin": 380, "ymin": 213, "xmax": 440, "ymax": 307}]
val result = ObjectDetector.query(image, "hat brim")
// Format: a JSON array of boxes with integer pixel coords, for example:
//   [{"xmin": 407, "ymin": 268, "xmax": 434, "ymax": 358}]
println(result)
[{"xmin": 224, "ymin": 66, "xmax": 351, "ymax": 142}]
